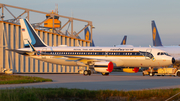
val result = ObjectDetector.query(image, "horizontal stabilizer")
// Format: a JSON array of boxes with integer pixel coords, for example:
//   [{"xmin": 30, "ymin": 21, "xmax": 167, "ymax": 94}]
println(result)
[{"xmin": 5, "ymin": 49, "xmax": 33, "ymax": 55}]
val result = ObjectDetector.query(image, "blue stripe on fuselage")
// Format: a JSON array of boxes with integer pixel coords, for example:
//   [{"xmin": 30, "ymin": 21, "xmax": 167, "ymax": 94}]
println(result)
[{"xmin": 24, "ymin": 19, "xmax": 36, "ymax": 45}]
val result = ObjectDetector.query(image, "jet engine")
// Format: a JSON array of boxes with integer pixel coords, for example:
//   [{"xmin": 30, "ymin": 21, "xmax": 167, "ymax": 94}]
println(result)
[
  {"xmin": 122, "ymin": 67, "xmax": 139, "ymax": 73},
  {"xmin": 94, "ymin": 61, "xmax": 114, "ymax": 73}
]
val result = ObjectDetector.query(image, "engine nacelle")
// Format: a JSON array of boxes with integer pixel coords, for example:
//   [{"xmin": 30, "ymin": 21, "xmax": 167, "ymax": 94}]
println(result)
[
  {"xmin": 122, "ymin": 67, "xmax": 139, "ymax": 73},
  {"xmin": 94, "ymin": 61, "xmax": 114, "ymax": 73}
]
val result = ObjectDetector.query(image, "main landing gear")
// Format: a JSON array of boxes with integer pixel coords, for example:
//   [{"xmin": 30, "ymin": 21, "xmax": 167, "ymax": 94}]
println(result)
[{"xmin": 83, "ymin": 70, "xmax": 91, "ymax": 76}]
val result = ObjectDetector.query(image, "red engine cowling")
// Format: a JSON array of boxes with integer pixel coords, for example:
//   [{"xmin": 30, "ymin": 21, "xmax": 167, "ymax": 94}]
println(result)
[
  {"xmin": 94, "ymin": 61, "xmax": 114, "ymax": 73},
  {"xmin": 133, "ymin": 67, "xmax": 139, "ymax": 73}
]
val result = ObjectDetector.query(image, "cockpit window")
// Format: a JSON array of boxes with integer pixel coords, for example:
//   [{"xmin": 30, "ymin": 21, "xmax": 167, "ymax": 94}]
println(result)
[
  {"xmin": 157, "ymin": 52, "xmax": 170, "ymax": 56},
  {"xmin": 164, "ymin": 52, "xmax": 170, "ymax": 56}
]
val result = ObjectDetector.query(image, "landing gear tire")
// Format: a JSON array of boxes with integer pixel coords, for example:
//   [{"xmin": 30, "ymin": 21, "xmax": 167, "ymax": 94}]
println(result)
[
  {"xmin": 142, "ymin": 73, "xmax": 145, "ymax": 76},
  {"xmin": 102, "ymin": 73, "xmax": 109, "ymax": 76},
  {"xmin": 83, "ymin": 70, "xmax": 91, "ymax": 76},
  {"xmin": 84, "ymin": 70, "xmax": 88, "ymax": 76},
  {"xmin": 88, "ymin": 70, "xmax": 91, "ymax": 75},
  {"xmin": 152, "ymin": 73, "xmax": 154, "ymax": 76},
  {"xmin": 149, "ymin": 72, "xmax": 154, "ymax": 76},
  {"xmin": 177, "ymin": 72, "xmax": 180, "ymax": 77}
]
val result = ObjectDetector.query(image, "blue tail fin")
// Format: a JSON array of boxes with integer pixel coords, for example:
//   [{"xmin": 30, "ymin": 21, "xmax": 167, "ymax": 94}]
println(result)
[
  {"xmin": 120, "ymin": 35, "xmax": 127, "ymax": 45},
  {"xmin": 84, "ymin": 25, "xmax": 95, "ymax": 46},
  {"xmin": 20, "ymin": 19, "xmax": 47, "ymax": 48},
  {"xmin": 151, "ymin": 20, "xmax": 163, "ymax": 46}
]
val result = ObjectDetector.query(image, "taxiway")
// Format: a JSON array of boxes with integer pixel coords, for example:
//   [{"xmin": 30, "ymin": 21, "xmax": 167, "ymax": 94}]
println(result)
[{"xmin": 1, "ymin": 72, "xmax": 180, "ymax": 91}]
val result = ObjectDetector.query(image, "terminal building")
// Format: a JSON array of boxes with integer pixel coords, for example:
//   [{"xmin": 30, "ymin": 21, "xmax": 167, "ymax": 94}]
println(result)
[{"xmin": 0, "ymin": 3, "xmax": 93, "ymax": 74}]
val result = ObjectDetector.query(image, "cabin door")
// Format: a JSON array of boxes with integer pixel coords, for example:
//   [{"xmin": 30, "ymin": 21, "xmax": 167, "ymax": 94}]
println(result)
[{"xmin": 145, "ymin": 49, "xmax": 152, "ymax": 60}]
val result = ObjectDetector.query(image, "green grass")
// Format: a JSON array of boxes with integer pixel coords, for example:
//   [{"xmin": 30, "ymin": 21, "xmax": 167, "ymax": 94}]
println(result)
[
  {"xmin": 0, "ymin": 88, "xmax": 180, "ymax": 101},
  {"xmin": 0, "ymin": 74, "xmax": 52, "ymax": 84}
]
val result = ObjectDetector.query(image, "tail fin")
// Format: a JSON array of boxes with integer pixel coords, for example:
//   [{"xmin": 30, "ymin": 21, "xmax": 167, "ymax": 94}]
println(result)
[
  {"xmin": 20, "ymin": 19, "xmax": 47, "ymax": 47},
  {"xmin": 151, "ymin": 20, "xmax": 163, "ymax": 46},
  {"xmin": 84, "ymin": 25, "xmax": 95, "ymax": 46},
  {"xmin": 120, "ymin": 35, "xmax": 127, "ymax": 45}
]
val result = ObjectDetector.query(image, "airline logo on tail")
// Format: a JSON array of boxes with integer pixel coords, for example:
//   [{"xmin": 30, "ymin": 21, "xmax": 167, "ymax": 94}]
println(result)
[
  {"xmin": 122, "ymin": 40, "xmax": 125, "ymax": 45},
  {"xmin": 85, "ymin": 30, "xmax": 90, "ymax": 40},
  {"xmin": 151, "ymin": 20, "xmax": 163, "ymax": 46},
  {"xmin": 121, "ymin": 35, "xmax": 127, "ymax": 45},
  {"xmin": 84, "ymin": 25, "xmax": 95, "ymax": 46},
  {"xmin": 152, "ymin": 27, "xmax": 156, "ymax": 41}
]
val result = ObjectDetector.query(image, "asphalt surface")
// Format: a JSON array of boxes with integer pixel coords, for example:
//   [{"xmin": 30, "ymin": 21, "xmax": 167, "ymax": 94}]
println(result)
[{"xmin": 1, "ymin": 72, "xmax": 180, "ymax": 91}]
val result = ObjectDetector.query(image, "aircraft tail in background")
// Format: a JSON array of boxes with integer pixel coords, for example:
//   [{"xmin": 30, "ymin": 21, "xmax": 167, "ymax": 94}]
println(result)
[
  {"xmin": 20, "ymin": 19, "xmax": 47, "ymax": 48},
  {"xmin": 151, "ymin": 20, "xmax": 163, "ymax": 46},
  {"xmin": 84, "ymin": 25, "xmax": 95, "ymax": 46},
  {"xmin": 120, "ymin": 35, "xmax": 127, "ymax": 45}
]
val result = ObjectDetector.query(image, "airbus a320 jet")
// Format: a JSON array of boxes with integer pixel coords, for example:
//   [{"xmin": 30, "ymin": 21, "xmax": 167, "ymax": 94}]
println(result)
[{"xmin": 6, "ymin": 19, "xmax": 175, "ymax": 76}]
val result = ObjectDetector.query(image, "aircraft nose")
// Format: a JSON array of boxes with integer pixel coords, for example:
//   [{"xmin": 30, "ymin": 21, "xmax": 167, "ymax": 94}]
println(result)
[{"xmin": 172, "ymin": 57, "xmax": 175, "ymax": 64}]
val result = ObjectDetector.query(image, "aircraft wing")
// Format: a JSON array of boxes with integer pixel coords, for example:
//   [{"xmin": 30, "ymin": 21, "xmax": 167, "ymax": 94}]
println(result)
[{"xmin": 40, "ymin": 52, "xmax": 123, "ymax": 73}]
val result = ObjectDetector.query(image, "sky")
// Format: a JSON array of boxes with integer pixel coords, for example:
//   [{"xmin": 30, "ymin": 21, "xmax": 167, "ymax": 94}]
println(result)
[{"xmin": 1, "ymin": 0, "xmax": 180, "ymax": 47}]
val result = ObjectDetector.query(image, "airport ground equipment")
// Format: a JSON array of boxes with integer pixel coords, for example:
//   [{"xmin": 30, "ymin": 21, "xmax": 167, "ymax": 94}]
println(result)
[{"xmin": 143, "ymin": 67, "xmax": 180, "ymax": 77}]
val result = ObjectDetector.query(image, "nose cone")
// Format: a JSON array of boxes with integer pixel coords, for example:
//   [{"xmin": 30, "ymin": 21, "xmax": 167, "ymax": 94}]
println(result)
[{"xmin": 172, "ymin": 57, "xmax": 175, "ymax": 64}]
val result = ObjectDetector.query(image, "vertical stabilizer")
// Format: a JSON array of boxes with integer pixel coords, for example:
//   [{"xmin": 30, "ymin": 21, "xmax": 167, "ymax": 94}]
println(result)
[
  {"xmin": 120, "ymin": 35, "xmax": 127, "ymax": 45},
  {"xmin": 151, "ymin": 20, "xmax": 163, "ymax": 46},
  {"xmin": 20, "ymin": 19, "xmax": 47, "ymax": 47},
  {"xmin": 84, "ymin": 25, "xmax": 95, "ymax": 46}
]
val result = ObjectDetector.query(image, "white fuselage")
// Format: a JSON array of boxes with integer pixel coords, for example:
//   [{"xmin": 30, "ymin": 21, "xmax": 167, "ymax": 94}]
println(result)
[
  {"xmin": 154, "ymin": 46, "xmax": 180, "ymax": 58},
  {"xmin": 153, "ymin": 46, "xmax": 180, "ymax": 65},
  {"xmin": 19, "ymin": 46, "xmax": 173, "ymax": 67}
]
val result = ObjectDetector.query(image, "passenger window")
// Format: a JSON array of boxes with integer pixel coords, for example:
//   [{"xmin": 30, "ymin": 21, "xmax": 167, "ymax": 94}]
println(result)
[{"xmin": 157, "ymin": 52, "xmax": 160, "ymax": 55}]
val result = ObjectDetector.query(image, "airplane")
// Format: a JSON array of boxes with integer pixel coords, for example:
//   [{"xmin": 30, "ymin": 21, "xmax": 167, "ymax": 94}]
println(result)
[
  {"xmin": 6, "ymin": 19, "xmax": 175, "ymax": 76},
  {"xmin": 151, "ymin": 20, "xmax": 180, "ymax": 67}
]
